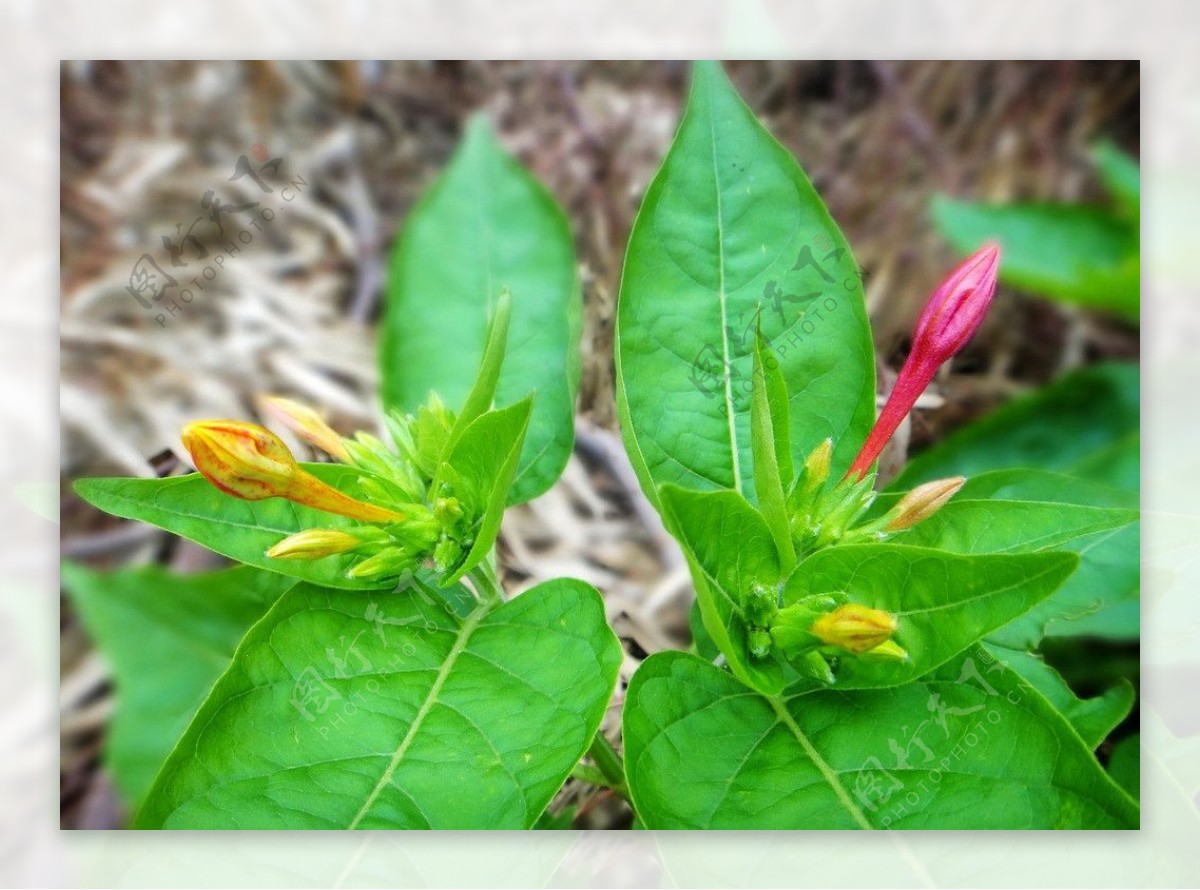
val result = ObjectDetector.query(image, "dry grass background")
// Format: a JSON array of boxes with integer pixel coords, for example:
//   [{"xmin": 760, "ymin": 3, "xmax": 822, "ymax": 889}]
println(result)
[{"xmin": 59, "ymin": 60, "xmax": 1139, "ymax": 829}]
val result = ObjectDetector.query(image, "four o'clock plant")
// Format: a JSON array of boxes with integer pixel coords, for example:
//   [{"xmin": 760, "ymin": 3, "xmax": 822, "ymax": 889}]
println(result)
[{"xmin": 67, "ymin": 62, "xmax": 1139, "ymax": 831}]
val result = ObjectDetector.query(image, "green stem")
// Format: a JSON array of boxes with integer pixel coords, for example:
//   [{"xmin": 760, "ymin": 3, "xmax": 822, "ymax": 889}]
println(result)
[
  {"xmin": 466, "ymin": 559, "xmax": 503, "ymax": 608},
  {"xmin": 570, "ymin": 763, "xmax": 610, "ymax": 789},
  {"xmin": 587, "ymin": 731, "xmax": 630, "ymax": 800}
]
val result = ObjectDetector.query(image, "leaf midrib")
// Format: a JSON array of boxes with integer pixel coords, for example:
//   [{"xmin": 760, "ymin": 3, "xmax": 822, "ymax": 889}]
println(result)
[
  {"xmin": 897, "ymin": 558, "xmax": 1068, "ymax": 617},
  {"xmin": 767, "ymin": 695, "xmax": 873, "ymax": 830},
  {"xmin": 706, "ymin": 73, "xmax": 742, "ymax": 494},
  {"xmin": 345, "ymin": 602, "xmax": 489, "ymax": 830}
]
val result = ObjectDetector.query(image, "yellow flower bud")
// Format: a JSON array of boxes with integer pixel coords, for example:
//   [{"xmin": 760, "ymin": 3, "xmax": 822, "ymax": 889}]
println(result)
[
  {"xmin": 860, "ymin": 640, "xmax": 909, "ymax": 662},
  {"xmin": 886, "ymin": 476, "xmax": 965, "ymax": 531},
  {"xmin": 266, "ymin": 529, "xmax": 364, "ymax": 560},
  {"xmin": 182, "ymin": 420, "xmax": 298, "ymax": 500},
  {"xmin": 810, "ymin": 603, "xmax": 897, "ymax": 654},
  {"xmin": 182, "ymin": 420, "xmax": 406, "ymax": 524},
  {"xmin": 803, "ymin": 438, "xmax": 833, "ymax": 491},
  {"xmin": 259, "ymin": 396, "xmax": 351, "ymax": 463}
]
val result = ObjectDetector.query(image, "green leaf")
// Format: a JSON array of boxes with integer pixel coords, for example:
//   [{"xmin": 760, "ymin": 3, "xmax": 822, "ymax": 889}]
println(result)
[
  {"xmin": 879, "ymin": 470, "xmax": 1139, "ymax": 645},
  {"xmin": 1091, "ymin": 140, "xmax": 1140, "ymax": 222},
  {"xmin": 658, "ymin": 484, "xmax": 788, "ymax": 695},
  {"xmin": 446, "ymin": 288, "xmax": 512, "ymax": 454},
  {"xmin": 74, "ymin": 465, "xmax": 399, "ymax": 591},
  {"xmin": 687, "ymin": 597, "xmax": 721, "ymax": 662},
  {"xmin": 985, "ymin": 642, "xmax": 1134, "ymax": 750},
  {"xmin": 783, "ymin": 545, "xmax": 1078, "ymax": 689},
  {"xmin": 60, "ymin": 563, "xmax": 292, "ymax": 808},
  {"xmin": 436, "ymin": 398, "xmax": 532, "ymax": 584},
  {"xmin": 616, "ymin": 60, "xmax": 875, "ymax": 507},
  {"xmin": 931, "ymin": 195, "xmax": 1139, "ymax": 319},
  {"xmin": 750, "ymin": 332, "xmax": 795, "ymax": 571},
  {"xmin": 383, "ymin": 116, "xmax": 581, "ymax": 505},
  {"xmin": 1107, "ymin": 733, "xmax": 1140, "ymax": 800},
  {"xmin": 624, "ymin": 649, "xmax": 1138, "ymax": 828},
  {"xmin": 890, "ymin": 362, "xmax": 1139, "ymax": 491},
  {"xmin": 136, "ymin": 578, "xmax": 622, "ymax": 829}
]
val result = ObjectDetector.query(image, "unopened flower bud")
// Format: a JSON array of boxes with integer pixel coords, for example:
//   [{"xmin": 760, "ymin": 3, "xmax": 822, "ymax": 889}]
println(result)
[
  {"xmin": 860, "ymin": 640, "xmax": 909, "ymax": 662},
  {"xmin": 802, "ymin": 438, "xmax": 832, "ymax": 493},
  {"xmin": 886, "ymin": 477, "xmax": 965, "ymax": 531},
  {"xmin": 346, "ymin": 547, "xmax": 416, "ymax": 580},
  {"xmin": 847, "ymin": 243, "xmax": 1001, "ymax": 481},
  {"xmin": 810, "ymin": 604, "xmax": 898, "ymax": 654},
  {"xmin": 259, "ymin": 397, "xmax": 351, "ymax": 463},
  {"xmin": 266, "ymin": 529, "xmax": 366, "ymax": 560},
  {"xmin": 433, "ymin": 535, "xmax": 464, "ymax": 573},
  {"xmin": 748, "ymin": 627, "xmax": 772, "ymax": 659},
  {"xmin": 182, "ymin": 420, "xmax": 407, "ymax": 524},
  {"xmin": 182, "ymin": 420, "xmax": 298, "ymax": 500}
]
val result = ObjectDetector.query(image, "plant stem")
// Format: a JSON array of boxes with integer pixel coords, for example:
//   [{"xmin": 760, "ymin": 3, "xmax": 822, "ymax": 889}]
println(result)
[
  {"xmin": 466, "ymin": 559, "xmax": 503, "ymax": 608},
  {"xmin": 586, "ymin": 731, "xmax": 630, "ymax": 800}
]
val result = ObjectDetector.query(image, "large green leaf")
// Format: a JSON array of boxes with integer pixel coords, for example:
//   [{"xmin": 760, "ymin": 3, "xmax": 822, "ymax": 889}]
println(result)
[
  {"xmin": 623, "ymin": 649, "xmax": 1138, "ymax": 829},
  {"xmin": 890, "ymin": 362, "xmax": 1139, "ymax": 491},
  {"xmin": 616, "ymin": 60, "xmax": 874, "ymax": 506},
  {"xmin": 986, "ymin": 642, "xmax": 1134, "ymax": 750},
  {"xmin": 74, "ymin": 465, "xmax": 396, "ymax": 591},
  {"xmin": 383, "ymin": 116, "xmax": 581, "ymax": 505},
  {"xmin": 61, "ymin": 564, "xmax": 292, "ymax": 809},
  {"xmin": 782, "ymin": 544, "xmax": 1078, "ymax": 690},
  {"xmin": 876, "ymin": 470, "xmax": 1139, "ymax": 644},
  {"xmin": 135, "ymin": 578, "xmax": 621, "ymax": 829},
  {"xmin": 932, "ymin": 196, "xmax": 1139, "ymax": 319}
]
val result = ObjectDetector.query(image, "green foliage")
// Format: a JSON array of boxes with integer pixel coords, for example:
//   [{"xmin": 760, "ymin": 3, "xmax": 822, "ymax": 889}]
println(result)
[
  {"xmin": 782, "ymin": 545, "xmax": 1078, "ymax": 690},
  {"xmin": 616, "ymin": 60, "xmax": 875, "ymax": 505},
  {"xmin": 891, "ymin": 362, "xmax": 1139, "ymax": 490},
  {"xmin": 873, "ymin": 469, "xmax": 1139, "ymax": 644},
  {"xmin": 383, "ymin": 116, "xmax": 581, "ymax": 505},
  {"xmin": 61, "ymin": 564, "xmax": 292, "ymax": 808},
  {"xmin": 931, "ymin": 143, "xmax": 1139, "ymax": 321},
  {"xmin": 74, "ymin": 466, "xmax": 397, "ymax": 591},
  {"xmin": 623, "ymin": 649, "xmax": 1138, "ymax": 829},
  {"xmin": 136, "ymin": 578, "xmax": 621, "ymax": 828},
  {"xmin": 70, "ymin": 61, "xmax": 1138, "ymax": 833},
  {"xmin": 617, "ymin": 63, "xmax": 1138, "ymax": 831},
  {"xmin": 986, "ymin": 643, "xmax": 1134, "ymax": 750},
  {"xmin": 434, "ymin": 397, "xmax": 532, "ymax": 583}
]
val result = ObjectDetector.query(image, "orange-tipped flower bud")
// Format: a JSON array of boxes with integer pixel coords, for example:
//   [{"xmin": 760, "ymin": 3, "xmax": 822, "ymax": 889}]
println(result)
[
  {"xmin": 182, "ymin": 420, "xmax": 406, "ymax": 524},
  {"xmin": 182, "ymin": 420, "xmax": 298, "ymax": 500},
  {"xmin": 885, "ymin": 476, "xmax": 965, "ymax": 531},
  {"xmin": 811, "ymin": 604, "xmax": 898, "ymax": 654},
  {"xmin": 266, "ymin": 529, "xmax": 365, "ymax": 560},
  {"xmin": 847, "ymin": 243, "xmax": 1001, "ymax": 481},
  {"xmin": 259, "ymin": 396, "xmax": 351, "ymax": 463}
]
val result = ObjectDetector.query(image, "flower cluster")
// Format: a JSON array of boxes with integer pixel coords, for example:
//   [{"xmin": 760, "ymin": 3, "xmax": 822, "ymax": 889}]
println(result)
[
  {"xmin": 182, "ymin": 394, "xmax": 477, "ymax": 583},
  {"xmin": 760, "ymin": 243, "xmax": 1002, "ymax": 669}
]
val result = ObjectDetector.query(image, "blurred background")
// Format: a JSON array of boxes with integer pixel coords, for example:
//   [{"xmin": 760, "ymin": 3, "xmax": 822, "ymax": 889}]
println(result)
[{"xmin": 59, "ymin": 60, "xmax": 1140, "ymax": 829}]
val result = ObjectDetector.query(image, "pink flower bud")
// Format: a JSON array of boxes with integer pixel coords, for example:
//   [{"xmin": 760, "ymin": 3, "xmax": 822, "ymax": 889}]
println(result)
[{"xmin": 847, "ymin": 243, "xmax": 1001, "ymax": 481}]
